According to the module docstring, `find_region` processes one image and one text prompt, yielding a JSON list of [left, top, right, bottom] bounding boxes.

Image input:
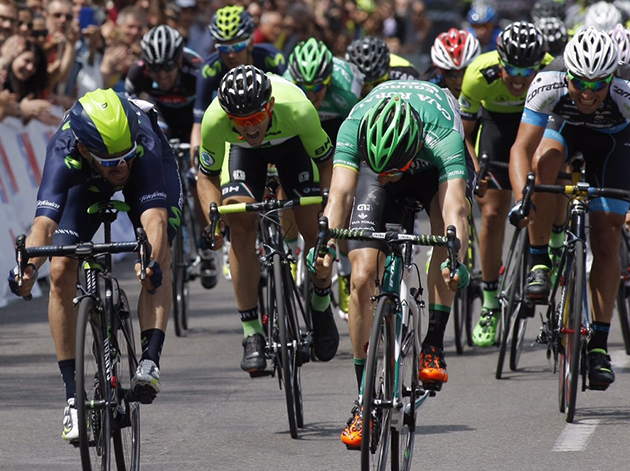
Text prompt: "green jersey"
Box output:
[[283, 57, 363, 121], [199, 73, 333, 175], [459, 51, 554, 119], [335, 80, 468, 184]]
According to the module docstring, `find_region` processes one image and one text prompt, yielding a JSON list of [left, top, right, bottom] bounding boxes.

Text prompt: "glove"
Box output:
[[508, 199, 536, 227], [306, 243, 337, 276], [135, 259, 163, 294], [8, 263, 38, 297], [440, 259, 470, 292]]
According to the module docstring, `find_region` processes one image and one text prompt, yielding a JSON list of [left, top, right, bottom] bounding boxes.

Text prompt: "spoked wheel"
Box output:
[[452, 287, 468, 355], [617, 237, 630, 355], [273, 254, 299, 438], [563, 240, 585, 423], [76, 297, 111, 471], [361, 297, 396, 471], [171, 226, 188, 337], [496, 229, 528, 379], [509, 315, 529, 371], [112, 289, 141, 471], [391, 317, 419, 471]]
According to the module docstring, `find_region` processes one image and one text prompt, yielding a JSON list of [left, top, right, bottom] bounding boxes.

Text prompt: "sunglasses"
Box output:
[[500, 61, 539, 78], [0, 14, 16, 24], [88, 143, 138, 167], [32, 29, 48, 38], [52, 12, 73, 21], [297, 75, 331, 93], [228, 103, 271, 128], [567, 70, 613, 92], [147, 60, 178, 73], [444, 69, 466, 80], [378, 158, 414, 178], [216, 39, 250, 54]]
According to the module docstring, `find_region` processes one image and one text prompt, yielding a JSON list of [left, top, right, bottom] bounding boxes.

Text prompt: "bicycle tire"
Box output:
[[361, 296, 396, 471], [273, 253, 299, 438], [452, 286, 467, 355], [76, 296, 111, 471], [563, 240, 585, 423], [617, 237, 630, 355], [509, 233, 532, 372], [112, 289, 141, 471], [171, 225, 188, 337], [496, 229, 527, 379], [390, 310, 418, 471], [465, 220, 482, 348]]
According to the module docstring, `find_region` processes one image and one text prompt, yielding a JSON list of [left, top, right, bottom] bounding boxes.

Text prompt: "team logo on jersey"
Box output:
[[298, 171, 309, 183], [201, 151, 214, 168], [233, 170, 246, 180]]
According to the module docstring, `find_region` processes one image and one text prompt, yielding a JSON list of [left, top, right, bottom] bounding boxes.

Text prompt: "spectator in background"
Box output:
[[282, 2, 316, 56], [253, 10, 282, 47], [164, 2, 181, 31], [399, 0, 431, 57], [0, 35, 60, 125], [25, 0, 41, 14], [30, 12, 46, 44], [17, 4, 34, 37], [181, 0, 213, 59], [44, 0, 79, 92], [0, 0, 18, 46]]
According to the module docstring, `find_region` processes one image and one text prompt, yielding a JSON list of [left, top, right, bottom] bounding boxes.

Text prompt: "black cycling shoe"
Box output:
[[200, 250, 218, 289], [588, 348, 615, 389], [240, 334, 267, 373], [524, 265, 551, 302], [311, 306, 339, 362]]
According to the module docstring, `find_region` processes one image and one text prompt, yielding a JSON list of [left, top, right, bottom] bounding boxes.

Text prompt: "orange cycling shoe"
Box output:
[[341, 403, 363, 449], [418, 345, 449, 383]]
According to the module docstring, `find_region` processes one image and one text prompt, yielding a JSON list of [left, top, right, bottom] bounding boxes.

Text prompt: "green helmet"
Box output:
[[209, 5, 255, 43], [288, 38, 333, 85], [358, 94, 422, 174]]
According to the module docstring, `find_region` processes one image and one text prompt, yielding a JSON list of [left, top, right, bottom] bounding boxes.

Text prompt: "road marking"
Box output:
[[552, 419, 600, 452]]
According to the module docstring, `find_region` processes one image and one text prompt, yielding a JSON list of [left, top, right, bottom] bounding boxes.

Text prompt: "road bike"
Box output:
[[615, 224, 630, 355], [316, 205, 460, 471], [208, 185, 322, 439], [15, 200, 152, 470], [522, 159, 630, 422]]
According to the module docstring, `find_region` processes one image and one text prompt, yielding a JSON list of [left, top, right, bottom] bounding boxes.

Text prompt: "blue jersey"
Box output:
[[36, 102, 177, 223], [193, 43, 287, 123]]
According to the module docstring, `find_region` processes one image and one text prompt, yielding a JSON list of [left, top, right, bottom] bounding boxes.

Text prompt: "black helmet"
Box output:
[[535, 17, 568, 57], [530, 0, 566, 22], [497, 21, 547, 67], [141, 25, 184, 66], [345, 36, 390, 83], [217, 65, 272, 116]]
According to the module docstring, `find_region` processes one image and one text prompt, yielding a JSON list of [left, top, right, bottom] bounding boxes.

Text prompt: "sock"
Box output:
[[338, 251, 351, 277], [422, 304, 451, 350], [588, 322, 611, 352], [311, 284, 331, 312], [354, 358, 366, 395], [140, 329, 166, 368], [239, 307, 264, 337], [58, 359, 76, 402], [482, 280, 500, 310], [284, 237, 298, 257], [530, 244, 551, 268], [550, 225, 565, 249]]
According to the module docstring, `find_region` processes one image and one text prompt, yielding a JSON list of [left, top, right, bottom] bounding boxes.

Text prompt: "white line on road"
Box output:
[[552, 419, 601, 452]]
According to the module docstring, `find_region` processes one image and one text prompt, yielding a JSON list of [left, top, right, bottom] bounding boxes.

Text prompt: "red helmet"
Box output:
[[431, 28, 480, 71]]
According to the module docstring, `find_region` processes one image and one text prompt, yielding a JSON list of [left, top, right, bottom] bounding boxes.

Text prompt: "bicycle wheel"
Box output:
[[509, 233, 533, 371], [76, 297, 111, 471], [452, 285, 468, 355], [617, 237, 630, 355], [390, 309, 419, 471], [112, 289, 141, 471], [171, 226, 188, 337], [562, 240, 585, 423], [273, 253, 299, 438], [361, 296, 396, 471], [496, 228, 527, 379]]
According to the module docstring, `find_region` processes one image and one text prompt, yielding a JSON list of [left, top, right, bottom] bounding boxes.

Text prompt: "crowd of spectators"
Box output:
[[0, 0, 553, 126]]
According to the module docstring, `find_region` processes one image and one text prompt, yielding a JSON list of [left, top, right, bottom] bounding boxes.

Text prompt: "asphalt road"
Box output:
[[1, 251, 629, 471]]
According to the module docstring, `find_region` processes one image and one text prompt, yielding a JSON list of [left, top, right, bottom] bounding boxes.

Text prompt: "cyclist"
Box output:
[[510, 27, 630, 388], [459, 22, 552, 348], [530, 0, 567, 23], [310, 82, 473, 448], [8, 89, 181, 441], [535, 17, 569, 57], [197, 65, 339, 374], [285, 37, 364, 321], [421, 28, 481, 99], [466, 4, 501, 53], [126, 25, 202, 142], [191, 5, 286, 281], [345, 35, 420, 98]]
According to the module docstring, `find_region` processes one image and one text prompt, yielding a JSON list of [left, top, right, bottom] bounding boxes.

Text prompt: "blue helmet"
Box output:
[[467, 5, 497, 25]]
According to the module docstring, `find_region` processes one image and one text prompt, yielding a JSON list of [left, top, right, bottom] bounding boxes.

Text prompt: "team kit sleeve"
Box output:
[[427, 130, 468, 184], [294, 101, 334, 163], [332, 118, 361, 172]]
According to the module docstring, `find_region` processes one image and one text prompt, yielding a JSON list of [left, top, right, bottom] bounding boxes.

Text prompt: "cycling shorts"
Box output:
[[476, 109, 521, 190], [220, 136, 321, 201], [544, 116, 630, 215]]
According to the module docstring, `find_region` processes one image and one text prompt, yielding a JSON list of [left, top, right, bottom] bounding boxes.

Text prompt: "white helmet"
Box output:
[[584, 1, 622, 31], [608, 24, 630, 64], [431, 28, 481, 70], [564, 27, 619, 79]]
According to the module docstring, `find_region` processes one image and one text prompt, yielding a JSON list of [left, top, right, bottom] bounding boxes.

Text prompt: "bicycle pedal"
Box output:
[[421, 381, 442, 392], [588, 383, 610, 391], [345, 445, 361, 451], [129, 387, 157, 404], [248, 369, 273, 378]]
